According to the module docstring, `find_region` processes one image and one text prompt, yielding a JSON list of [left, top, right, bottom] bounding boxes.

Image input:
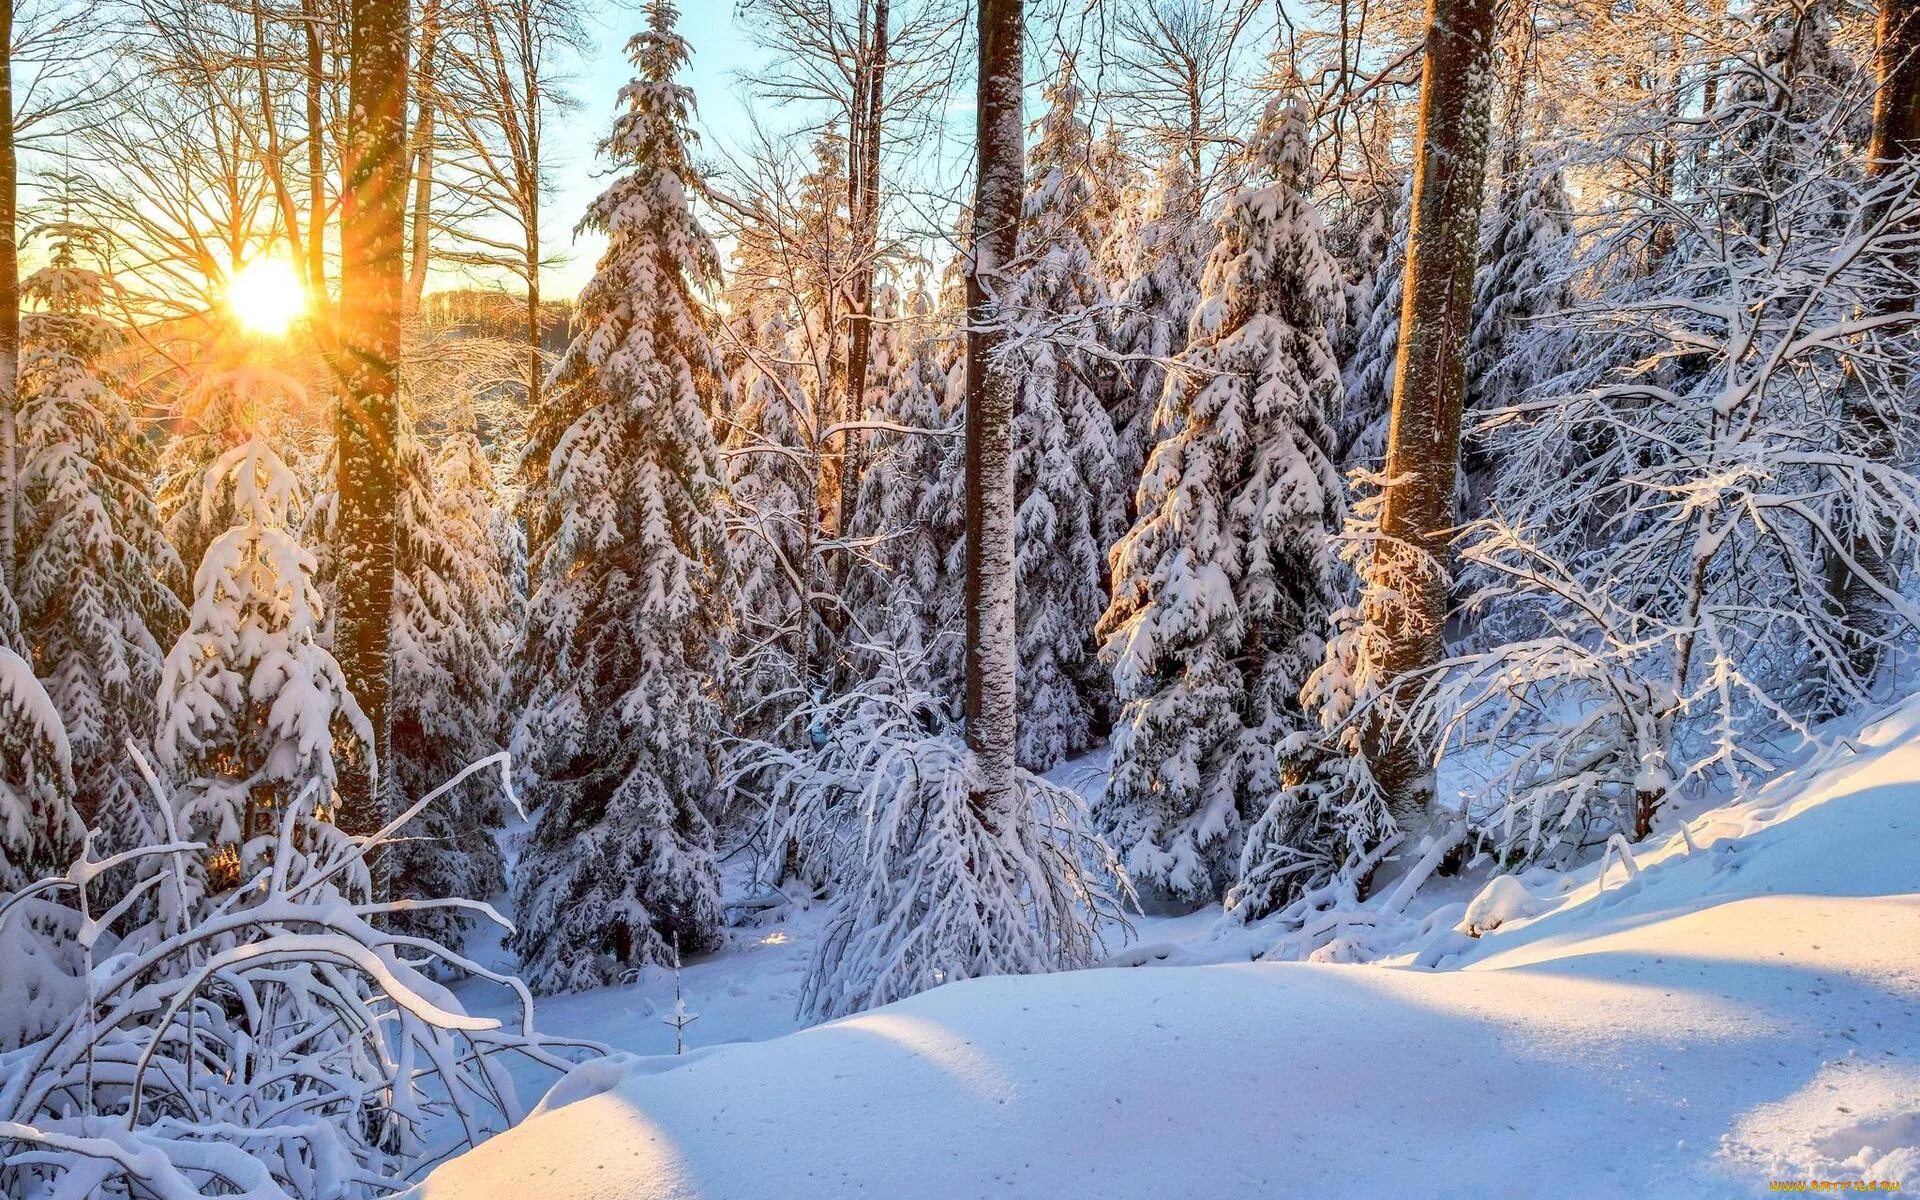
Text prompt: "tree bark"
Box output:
[[304, 0, 329, 297], [1359, 0, 1500, 834], [1825, 0, 1920, 689], [839, 0, 889, 538], [965, 0, 1022, 821], [407, 0, 444, 312], [336, 0, 409, 873], [0, 2, 17, 597]]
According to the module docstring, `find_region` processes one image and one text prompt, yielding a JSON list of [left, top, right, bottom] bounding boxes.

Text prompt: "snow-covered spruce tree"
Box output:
[[0, 646, 77, 892], [156, 366, 314, 581], [1325, 171, 1402, 368], [396, 433, 516, 937], [1107, 151, 1210, 519], [841, 284, 958, 699], [1090, 122, 1145, 297], [155, 437, 369, 898], [1097, 100, 1346, 910], [309, 415, 515, 945], [510, 1, 731, 993], [1714, 0, 1863, 246], [13, 219, 184, 854], [1460, 146, 1574, 518], [1005, 68, 1123, 772], [1336, 176, 1411, 466], [783, 7, 1130, 1020]]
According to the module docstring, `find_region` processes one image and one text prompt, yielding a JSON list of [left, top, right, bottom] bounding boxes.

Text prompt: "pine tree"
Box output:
[[509, 0, 731, 993], [1005, 68, 1121, 771], [1338, 178, 1412, 466], [0, 642, 76, 892], [1108, 152, 1210, 522], [718, 300, 812, 743], [391, 430, 515, 941], [155, 437, 368, 895], [1460, 147, 1574, 517], [842, 284, 956, 697], [13, 218, 183, 853], [1098, 100, 1346, 908]]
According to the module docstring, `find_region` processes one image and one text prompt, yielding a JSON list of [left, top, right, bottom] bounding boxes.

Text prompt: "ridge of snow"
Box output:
[[412, 696, 1920, 1199]]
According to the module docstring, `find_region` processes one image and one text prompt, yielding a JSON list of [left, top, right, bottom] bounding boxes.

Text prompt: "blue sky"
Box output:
[[541, 3, 803, 297]]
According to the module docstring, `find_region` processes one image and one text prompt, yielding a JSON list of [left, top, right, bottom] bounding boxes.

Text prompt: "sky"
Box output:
[[539, 3, 804, 298]]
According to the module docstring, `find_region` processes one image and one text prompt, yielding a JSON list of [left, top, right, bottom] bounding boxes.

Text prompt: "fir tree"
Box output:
[[13, 218, 183, 853], [510, 0, 731, 993], [1108, 152, 1210, 522], [1098, 100, 1346, 908], [308, 412, 516, 942], [390, 431, 515, 941], [842, 284, 956, 698], [1338, 177, 1412, 466], [155, 437, 368, 895], [1006, 69, 1122, 771], [0, 643, 77, 892]]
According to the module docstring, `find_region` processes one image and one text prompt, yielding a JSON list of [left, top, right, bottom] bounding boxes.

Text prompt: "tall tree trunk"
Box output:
[[965, 0, 1022, 820], [336, 0, 409, 875], [839, 0, 889, 537], [0, 3, 15, 599], [1359, 0, 1500, 835], [304, 0, 329, 297], [1825, 0, 1920, 690], [406, 0, 443, 312]]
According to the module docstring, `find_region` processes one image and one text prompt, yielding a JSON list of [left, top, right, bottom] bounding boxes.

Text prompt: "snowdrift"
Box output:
[[409, 703, 1920, 1199]]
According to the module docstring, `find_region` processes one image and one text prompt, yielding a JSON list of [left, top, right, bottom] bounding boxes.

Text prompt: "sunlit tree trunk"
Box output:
[[304, 0, 330, 298], [1359, 0, 1500, 834], [0, 2, 17, 595], [336, 0, 409, 876], [1825, 0, 1920, 689], [965, 0, 1022, 820], [838, 0, 889, 537], [301, 0, 328, 297]]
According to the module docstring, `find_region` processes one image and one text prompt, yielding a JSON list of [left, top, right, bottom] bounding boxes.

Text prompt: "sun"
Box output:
[[225, 257, 306, 337]]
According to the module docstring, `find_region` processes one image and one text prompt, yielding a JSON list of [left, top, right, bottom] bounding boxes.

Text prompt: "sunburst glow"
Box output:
[[225, 257, 306, 337]]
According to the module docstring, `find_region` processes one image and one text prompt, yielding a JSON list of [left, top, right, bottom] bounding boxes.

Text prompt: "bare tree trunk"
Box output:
[[965, 0, 1022, 820], [1359, 0, 1500, 835], [0, 3, 16, 597], [838, 0, 889, 538], [305, 0, 330, 298], [252, 3, 308, 287], [336, 0, 409, 878], [407, 0, 444, 311], [520, 0, 542, 421], [1825, 0, 1920, 690]]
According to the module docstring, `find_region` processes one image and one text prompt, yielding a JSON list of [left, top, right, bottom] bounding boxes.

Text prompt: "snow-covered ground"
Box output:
[[427, 701, 1920, 1198]]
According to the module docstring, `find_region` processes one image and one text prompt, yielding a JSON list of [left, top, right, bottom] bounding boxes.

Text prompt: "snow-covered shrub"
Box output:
[[1407, 100, 1920, 865], [737, 649, 1131, 1020], [0, 752, 589, 1200]]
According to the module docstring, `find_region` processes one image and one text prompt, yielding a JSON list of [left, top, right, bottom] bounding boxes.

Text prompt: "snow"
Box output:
[[414, 696, 1920, 1199]]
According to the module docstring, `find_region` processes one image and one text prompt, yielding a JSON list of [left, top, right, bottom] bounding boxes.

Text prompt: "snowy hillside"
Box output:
[[409, 704, 1920, 1198]]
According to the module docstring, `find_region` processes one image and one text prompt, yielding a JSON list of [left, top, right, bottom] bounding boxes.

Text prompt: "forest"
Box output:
[[1, 0, 1919, 1195]]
